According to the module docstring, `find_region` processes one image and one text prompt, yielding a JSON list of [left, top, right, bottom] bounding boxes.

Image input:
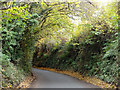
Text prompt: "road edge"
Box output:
[[17, 75, 36, 88], [34, 66, 117, 89]]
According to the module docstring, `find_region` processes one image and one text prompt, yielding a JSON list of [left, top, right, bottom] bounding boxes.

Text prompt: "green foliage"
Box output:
[[33, 1, 119, 87], [1, 2, 40, 88], [1, 1, 119, 88], [103, 38, 118, 60], [2, 62, 26, 88]]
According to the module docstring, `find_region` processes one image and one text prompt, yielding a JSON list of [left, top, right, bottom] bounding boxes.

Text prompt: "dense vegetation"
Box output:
[[0, 0, 119, 88], [1, 2, 41, 88], [33, 1, 120, 88]]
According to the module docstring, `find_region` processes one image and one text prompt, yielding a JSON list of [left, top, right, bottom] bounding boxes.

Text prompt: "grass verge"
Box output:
[[17, 75, 35, 88]]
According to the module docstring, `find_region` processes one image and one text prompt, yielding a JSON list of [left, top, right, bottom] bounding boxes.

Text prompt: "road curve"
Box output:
[[29, 68, 100, 88]]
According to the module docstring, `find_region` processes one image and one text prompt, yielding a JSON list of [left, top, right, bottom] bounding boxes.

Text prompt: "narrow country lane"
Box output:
[[29, 68, 101, 88]]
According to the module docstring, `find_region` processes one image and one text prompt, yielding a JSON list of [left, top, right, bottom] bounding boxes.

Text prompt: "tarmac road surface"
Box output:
[[29, 68, 100, 88]]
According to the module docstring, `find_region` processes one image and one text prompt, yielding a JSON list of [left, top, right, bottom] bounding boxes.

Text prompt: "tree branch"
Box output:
[[0, 1, 11, 10], [0, 2, 31, 10], [85, 0, 98, 9]]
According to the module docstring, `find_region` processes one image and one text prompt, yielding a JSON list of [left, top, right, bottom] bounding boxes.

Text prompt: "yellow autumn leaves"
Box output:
[[3, 4, 31, 20]]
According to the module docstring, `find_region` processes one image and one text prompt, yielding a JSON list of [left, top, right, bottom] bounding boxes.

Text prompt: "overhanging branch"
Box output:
[[0, 1, 11, 10], [0, 2, 31, 10]]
